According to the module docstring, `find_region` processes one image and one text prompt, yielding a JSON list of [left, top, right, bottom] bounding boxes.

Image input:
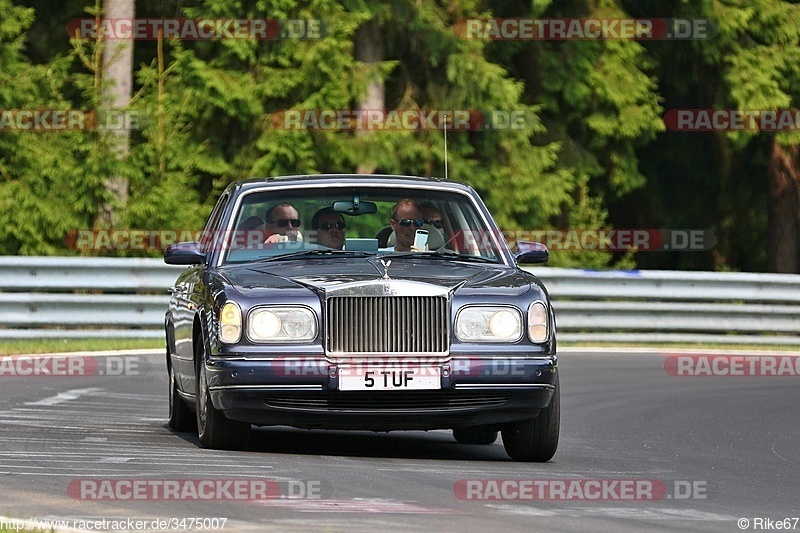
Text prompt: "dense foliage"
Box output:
[[1, 0, 799, 272]]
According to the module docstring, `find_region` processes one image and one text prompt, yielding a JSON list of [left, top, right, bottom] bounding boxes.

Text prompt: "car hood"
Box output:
[[217, 257, 540, 297]]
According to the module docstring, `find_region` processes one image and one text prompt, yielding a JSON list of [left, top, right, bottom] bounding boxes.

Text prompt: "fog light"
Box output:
[[220, 301, 242, 343], [528, 301, 549, 342]]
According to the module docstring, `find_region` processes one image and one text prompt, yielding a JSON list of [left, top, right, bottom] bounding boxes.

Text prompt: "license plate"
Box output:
[[338, 365, 441, 391]]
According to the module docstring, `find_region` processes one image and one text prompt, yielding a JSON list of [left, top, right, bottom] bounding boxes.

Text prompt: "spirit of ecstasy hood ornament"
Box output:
[[380, 259, 392, 279]]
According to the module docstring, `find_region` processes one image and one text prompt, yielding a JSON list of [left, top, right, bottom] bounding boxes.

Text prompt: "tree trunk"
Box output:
[[98, 0, 134, 227], [354, 18, 384, 175], [766, 140, 800, 273]]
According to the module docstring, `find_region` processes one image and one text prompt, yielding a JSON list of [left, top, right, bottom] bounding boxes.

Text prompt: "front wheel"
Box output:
[[195, 343, 250, 450], [501, 376, 560, 462]]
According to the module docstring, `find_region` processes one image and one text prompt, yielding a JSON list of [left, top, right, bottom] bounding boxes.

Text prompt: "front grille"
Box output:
[[326, 296, 448, 354], [263, 391, 509, 411]]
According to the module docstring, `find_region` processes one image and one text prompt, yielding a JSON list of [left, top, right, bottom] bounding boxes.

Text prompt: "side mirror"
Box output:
[[515, 241, 549, 264], [164, 241, 206, 265]]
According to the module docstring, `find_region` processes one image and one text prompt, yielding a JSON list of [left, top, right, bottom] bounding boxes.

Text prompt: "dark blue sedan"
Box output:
[[164, 175, 558, 461]]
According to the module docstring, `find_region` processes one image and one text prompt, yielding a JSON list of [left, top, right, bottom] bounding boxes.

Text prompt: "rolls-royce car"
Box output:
[[164, 174, 559, 461]]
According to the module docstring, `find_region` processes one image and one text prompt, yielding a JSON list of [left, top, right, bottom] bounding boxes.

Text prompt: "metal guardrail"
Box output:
[[0, 256, 180, 292], [526, 268, 800, 345], [0, 257, 178, 339], [1, 257, 798, 345]]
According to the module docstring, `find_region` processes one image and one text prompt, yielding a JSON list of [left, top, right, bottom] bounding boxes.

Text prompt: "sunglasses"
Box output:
[[320, 221, 346, 231], [424, 219, 444, 229], [394, 219, 424, 228], [270, 218, 301, 228]]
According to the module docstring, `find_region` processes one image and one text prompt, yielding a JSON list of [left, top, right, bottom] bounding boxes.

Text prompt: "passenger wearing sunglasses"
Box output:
[[419, 200, 446, 237], [312, 207, 346, 250], [389, 199, 427, 252], [264, 203, 302, 243]]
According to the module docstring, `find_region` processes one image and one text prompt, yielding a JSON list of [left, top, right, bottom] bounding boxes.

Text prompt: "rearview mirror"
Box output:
[[333, 194, 378, 215]]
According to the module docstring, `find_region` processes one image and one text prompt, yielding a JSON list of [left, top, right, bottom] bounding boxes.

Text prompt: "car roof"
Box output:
[[225, 174, 477, 195]]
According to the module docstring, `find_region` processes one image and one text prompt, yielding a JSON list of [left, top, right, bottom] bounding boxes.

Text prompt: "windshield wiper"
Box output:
[[380, 250, 500, 264], [256, 249, 375, 262]]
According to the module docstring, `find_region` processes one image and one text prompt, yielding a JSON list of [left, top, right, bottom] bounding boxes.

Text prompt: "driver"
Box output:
[[264, 203, 302, 243]]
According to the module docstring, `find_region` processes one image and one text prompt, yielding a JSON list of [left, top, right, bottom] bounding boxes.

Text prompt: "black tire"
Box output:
[[453, 426, 499, 445], [501, 376, 560, 462], [195, 341, 250, 450], [168, 362, 195, 432]]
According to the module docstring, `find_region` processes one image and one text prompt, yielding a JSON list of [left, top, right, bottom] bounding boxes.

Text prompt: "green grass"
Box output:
[[0, 337, 163, 356], [1, 338, 797, 357], [560, 341, 800, 352]]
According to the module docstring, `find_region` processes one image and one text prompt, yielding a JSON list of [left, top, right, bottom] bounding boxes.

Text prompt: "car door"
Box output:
[[171, 193, 230, 393]]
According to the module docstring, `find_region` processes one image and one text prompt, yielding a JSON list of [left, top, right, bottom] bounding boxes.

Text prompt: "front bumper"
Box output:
[[205, 355, 557, 431]]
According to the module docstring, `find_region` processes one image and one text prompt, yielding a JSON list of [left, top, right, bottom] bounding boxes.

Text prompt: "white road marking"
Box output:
[[98, 456, 133, 463], [253, 498, 449, 513], [484, 504, 735, 521], [25, 387, 105, 406]]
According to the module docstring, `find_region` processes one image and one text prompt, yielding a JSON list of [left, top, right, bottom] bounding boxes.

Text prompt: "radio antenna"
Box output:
[[443, 113, 449, 180]]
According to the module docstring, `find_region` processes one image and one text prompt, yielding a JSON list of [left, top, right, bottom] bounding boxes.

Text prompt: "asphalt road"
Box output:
[[1, 349, 798, 532]]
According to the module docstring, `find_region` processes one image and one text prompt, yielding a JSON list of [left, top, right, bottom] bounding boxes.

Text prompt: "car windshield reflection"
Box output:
[[220, 186, 504, 265]]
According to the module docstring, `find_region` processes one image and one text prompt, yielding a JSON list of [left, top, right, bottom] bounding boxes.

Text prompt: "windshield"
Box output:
[[218, 185, 506, 265]]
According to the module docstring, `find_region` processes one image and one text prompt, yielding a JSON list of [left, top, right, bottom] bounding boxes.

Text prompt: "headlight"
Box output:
[[220, 301, 242, 343], [528, 301, 549, 342], [455, 306, 522, 342], [247, 306, 317, 342]]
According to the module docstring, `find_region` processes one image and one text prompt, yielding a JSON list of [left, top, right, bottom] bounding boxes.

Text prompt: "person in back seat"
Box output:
[[419, 200, 447, 244]]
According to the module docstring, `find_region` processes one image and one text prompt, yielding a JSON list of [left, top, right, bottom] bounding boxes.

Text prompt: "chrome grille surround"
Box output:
[[324, 280, 450, 358]]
